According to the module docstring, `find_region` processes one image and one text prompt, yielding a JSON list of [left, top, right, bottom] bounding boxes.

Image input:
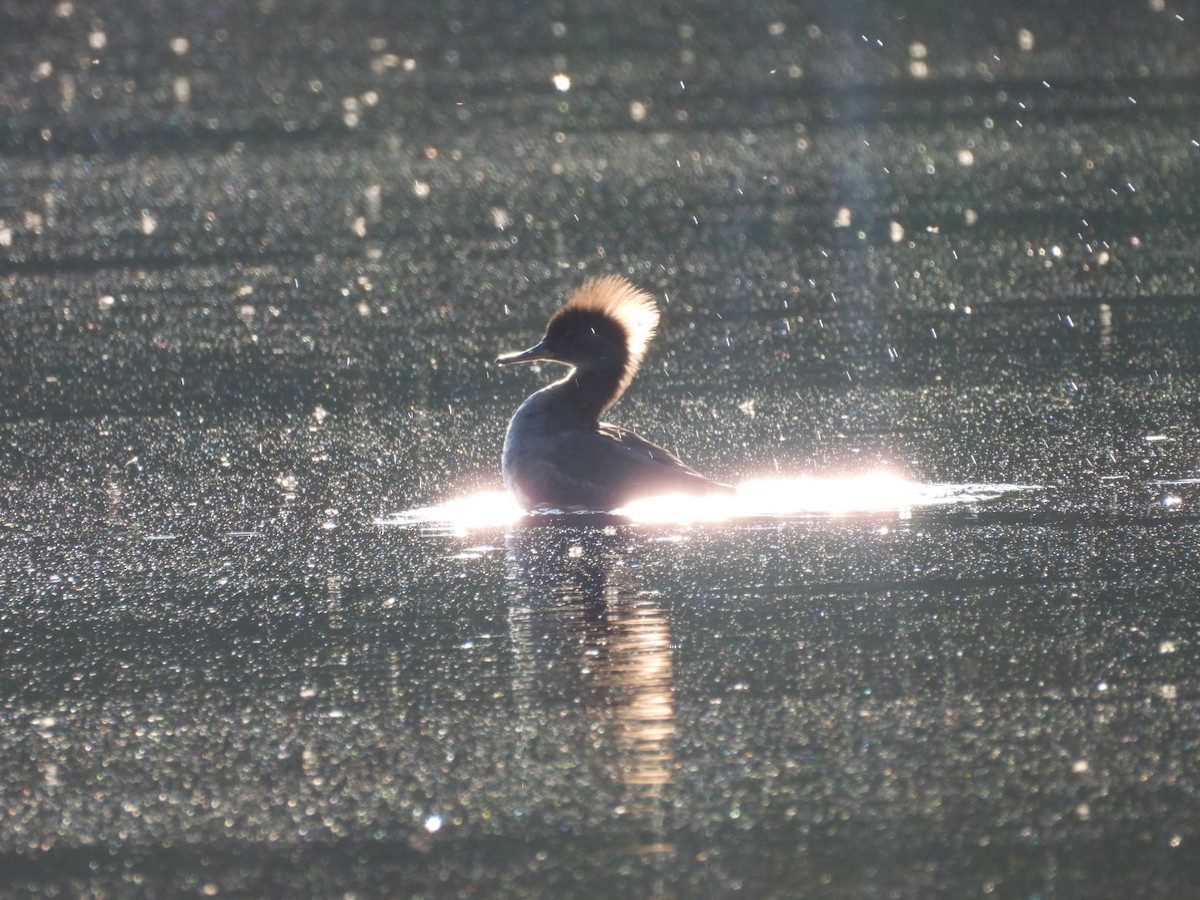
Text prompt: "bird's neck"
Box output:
[[545, 362, 627, 421]]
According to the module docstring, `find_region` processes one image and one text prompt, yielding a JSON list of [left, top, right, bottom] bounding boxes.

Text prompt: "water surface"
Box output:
[[3, 1, 1200, 896]]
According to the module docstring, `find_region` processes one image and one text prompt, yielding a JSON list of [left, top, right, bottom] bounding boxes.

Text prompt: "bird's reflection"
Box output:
[[506, 523, 676, 857]]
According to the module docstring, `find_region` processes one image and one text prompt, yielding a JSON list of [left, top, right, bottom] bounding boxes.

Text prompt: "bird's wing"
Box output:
[[595, 422, 709, 477]]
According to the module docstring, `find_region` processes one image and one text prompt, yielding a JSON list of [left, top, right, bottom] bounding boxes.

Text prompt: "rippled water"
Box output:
[[3, 1, 1200, 897]]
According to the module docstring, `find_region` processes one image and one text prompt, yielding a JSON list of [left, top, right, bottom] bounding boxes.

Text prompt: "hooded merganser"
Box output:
[[496, 275, 734, 512]]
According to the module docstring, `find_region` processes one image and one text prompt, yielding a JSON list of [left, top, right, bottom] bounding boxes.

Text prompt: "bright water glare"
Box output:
[[380, 474, 1039, 533]]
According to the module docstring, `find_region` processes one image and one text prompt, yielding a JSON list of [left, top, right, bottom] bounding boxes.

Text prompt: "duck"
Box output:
[[495, 275, 734, 512]]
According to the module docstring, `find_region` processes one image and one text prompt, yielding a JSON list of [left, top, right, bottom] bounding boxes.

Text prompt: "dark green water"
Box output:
[[2, 1, 1199, 896]]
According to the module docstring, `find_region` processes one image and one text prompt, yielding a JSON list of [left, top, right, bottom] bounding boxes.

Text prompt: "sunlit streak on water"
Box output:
[[619, 474, 1032, 523], [379, 473, 1037, 534], [379, 491, 523, 533], [611, 598, 675, 789]]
